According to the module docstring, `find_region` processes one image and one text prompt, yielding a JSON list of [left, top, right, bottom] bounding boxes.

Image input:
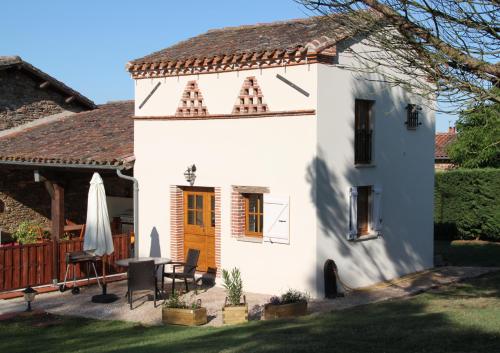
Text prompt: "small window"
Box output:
[[354, 99, 373, 164], [244, 193, 263, 237], [0, 200, 4, 213], [405, 104, 422, 129], [357, 186, 372, 236], [187, 194, 204, 226]]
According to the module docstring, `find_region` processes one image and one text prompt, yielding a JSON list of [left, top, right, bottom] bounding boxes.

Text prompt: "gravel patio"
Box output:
[[0, 266, 496, 327]]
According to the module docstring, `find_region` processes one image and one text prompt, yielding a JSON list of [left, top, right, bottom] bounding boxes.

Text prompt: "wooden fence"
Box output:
[[0, 234, 130, 292]]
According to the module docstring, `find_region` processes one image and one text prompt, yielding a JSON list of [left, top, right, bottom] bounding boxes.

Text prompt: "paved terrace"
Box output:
[[0, 266, 496, 327]]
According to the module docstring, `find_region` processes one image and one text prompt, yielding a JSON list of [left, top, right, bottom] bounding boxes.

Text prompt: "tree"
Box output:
[[447, 100, 500, 168], [296, 0, 499, 112]]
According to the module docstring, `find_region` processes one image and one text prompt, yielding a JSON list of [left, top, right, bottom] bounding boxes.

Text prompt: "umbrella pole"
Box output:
[[91, 254, 117, 303], [102, 255, 107, 294]]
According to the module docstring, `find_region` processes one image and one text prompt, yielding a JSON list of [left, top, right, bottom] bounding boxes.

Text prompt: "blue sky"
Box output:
[[1, 0, 453, 131]]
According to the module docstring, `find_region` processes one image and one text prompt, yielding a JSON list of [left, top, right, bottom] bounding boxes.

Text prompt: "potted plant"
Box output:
[[263, 289, 309, 320], [162, 291, 207, 326], [222, 267, 248, 325]]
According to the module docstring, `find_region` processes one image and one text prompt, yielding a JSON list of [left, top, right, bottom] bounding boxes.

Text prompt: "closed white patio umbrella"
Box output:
[[83, 172, 118, 303]]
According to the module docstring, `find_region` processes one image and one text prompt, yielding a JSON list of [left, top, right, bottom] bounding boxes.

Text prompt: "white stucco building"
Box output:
[[128, 16, 434, 298]]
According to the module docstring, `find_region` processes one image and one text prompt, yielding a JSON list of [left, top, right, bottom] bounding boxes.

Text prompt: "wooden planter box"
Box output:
[[222, 305, 248, 325], [263, 301, 307, 320], [162, 307, 207, 326]]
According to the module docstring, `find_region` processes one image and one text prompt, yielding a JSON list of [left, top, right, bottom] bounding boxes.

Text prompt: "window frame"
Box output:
[[405, 103, 422, 129], [243, 193, 264, 238], [354, 99, 374, 165], [356, 185, 372, 236]]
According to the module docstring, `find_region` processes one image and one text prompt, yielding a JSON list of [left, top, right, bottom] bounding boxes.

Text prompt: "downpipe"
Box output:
[[116, 169, 139, 258]]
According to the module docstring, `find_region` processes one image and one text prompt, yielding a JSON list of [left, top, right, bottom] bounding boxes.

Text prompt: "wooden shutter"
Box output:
[[263, 195, 290, 244], [348, 187, 358, 240]]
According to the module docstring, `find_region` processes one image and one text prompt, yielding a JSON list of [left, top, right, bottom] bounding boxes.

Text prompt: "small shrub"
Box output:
[[269, 296, 281, 305], [163, 291, 201, 309], [222, 267, 243, 306], [13, 222, 42, 244], [269, 289, 309, 305]]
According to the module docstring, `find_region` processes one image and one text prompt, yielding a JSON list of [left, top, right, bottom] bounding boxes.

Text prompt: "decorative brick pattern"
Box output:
[[169, 186, 184, 262], [232, 77, 268, 115], [175, 81, 208, 117], [231, 189, 245, 237]]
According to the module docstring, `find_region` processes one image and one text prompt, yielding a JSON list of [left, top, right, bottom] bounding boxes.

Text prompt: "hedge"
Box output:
[[434, 168, 500, 241]]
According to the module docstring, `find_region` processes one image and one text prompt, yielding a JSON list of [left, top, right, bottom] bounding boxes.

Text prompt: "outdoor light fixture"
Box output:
[[22, 286, 38, 312], [184, 164, 197, 186]]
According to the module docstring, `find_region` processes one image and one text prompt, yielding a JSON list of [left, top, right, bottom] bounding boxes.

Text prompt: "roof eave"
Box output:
[[0, 58, 96, 110], [0, 159, 134, 171]]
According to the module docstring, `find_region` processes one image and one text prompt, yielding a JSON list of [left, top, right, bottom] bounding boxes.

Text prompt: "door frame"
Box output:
[[169, 185, 220, 276]]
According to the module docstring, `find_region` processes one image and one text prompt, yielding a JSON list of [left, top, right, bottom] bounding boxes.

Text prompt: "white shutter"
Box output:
[[263, 195, 290, 244], [372, 186, 383, 235], [348, 187, 358, 240]]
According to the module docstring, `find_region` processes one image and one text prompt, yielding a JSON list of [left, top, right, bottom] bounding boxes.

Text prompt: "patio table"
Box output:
[[115, 257, 171, 268], [116, 257, 171, 298]]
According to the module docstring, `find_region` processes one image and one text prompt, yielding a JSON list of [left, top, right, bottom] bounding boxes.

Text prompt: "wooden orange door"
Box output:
[[183, 189, 215, 272]]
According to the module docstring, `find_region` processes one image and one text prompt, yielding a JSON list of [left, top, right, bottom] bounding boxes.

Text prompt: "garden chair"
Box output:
[[162, 248, 200, 296], [127, 260, 157, 309]]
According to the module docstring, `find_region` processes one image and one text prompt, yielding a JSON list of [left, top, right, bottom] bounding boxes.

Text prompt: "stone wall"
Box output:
[[0, 69, 84, 130], [0, 168, 132, 235]]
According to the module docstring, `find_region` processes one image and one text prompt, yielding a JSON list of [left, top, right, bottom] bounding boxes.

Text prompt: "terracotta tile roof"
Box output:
[[435, 128, 457, 159], [127, 15, 352, 77], [0, 56, 96, 109], [0, 101, 134, 168]]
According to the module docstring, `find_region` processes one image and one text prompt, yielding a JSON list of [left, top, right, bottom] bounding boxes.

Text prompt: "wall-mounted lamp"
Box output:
[[184, 164, 197, 186], [22, 286, 38, 312]]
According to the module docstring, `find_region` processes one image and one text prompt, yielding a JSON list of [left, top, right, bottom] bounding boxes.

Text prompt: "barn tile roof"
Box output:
[[0, 56, 96, 110], [435, 128, 457, 160], [127, 15, 354, 76], [0, 101, 134, 168]]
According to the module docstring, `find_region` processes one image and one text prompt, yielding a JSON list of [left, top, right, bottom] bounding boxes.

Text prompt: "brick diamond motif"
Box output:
[[232, 77, 268, 114], [175, 80, 208, 117]]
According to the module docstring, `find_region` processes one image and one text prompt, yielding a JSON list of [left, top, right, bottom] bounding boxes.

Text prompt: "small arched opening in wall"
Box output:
[[324, 259, 339, 299], [0, 199, 5, 213]]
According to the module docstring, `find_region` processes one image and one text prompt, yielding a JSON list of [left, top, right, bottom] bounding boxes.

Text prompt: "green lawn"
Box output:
[[1, 271, 500, 353], [435, 240, 500, 267]]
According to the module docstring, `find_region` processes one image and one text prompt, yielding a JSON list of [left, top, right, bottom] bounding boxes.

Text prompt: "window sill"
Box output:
[[354, 163, 376, 168], [236, 236, 263, 243], [351, 233, 380, 242]]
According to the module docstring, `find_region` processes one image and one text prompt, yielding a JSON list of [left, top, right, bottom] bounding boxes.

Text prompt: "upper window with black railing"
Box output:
[[354, 99, 374, 164], [405, 104, 422, 129]]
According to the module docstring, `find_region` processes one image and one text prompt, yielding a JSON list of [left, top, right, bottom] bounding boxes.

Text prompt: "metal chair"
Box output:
[[127, 260, 157, 309], [162, 249, 200, 295]]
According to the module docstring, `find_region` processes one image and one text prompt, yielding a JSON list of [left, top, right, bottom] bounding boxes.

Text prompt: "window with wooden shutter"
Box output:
[[244, 193, 263, 237], [354, 99, 373, 164], [357, 186, 372, 236]]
